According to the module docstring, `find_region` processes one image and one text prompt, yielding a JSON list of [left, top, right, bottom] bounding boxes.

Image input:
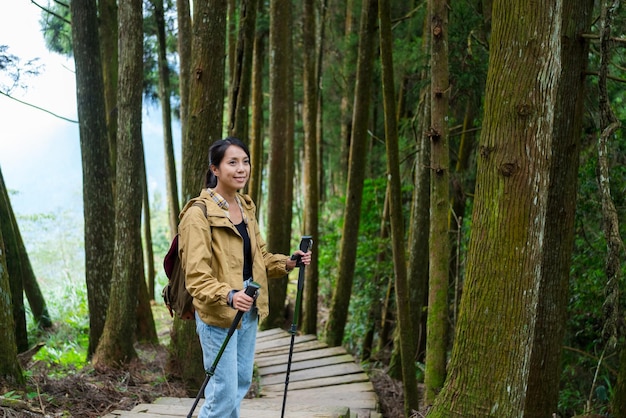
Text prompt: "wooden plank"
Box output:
[[254, 346, 348, 368], [261, 371, 371, 392], [258, 353, 355, 375], [254, 334, 318, 352], [261, 362, 366, 386], [255, 339, 328, 357]]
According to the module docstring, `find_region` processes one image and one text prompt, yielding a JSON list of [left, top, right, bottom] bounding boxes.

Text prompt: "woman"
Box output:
[[178, 137, 311, 418]]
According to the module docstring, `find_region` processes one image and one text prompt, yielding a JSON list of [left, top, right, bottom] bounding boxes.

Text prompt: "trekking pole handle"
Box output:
[[290, 235, 313, 267]]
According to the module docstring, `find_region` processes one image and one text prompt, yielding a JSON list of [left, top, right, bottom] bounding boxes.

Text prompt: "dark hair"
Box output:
[[205, 137, 251, 188]]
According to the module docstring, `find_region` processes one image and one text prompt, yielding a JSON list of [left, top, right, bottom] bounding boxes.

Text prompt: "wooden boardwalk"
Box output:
[[104, 328, 381, 418]]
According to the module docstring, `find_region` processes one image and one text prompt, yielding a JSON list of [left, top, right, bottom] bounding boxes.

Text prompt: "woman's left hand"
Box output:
[[286, 250, 312, 271]]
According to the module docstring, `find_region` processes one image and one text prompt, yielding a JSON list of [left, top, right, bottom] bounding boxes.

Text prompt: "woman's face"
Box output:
[[212, 145, 250, 192]]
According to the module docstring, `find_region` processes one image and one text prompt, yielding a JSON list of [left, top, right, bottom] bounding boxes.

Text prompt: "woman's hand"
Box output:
[[286, 250, 312, 271], [232, 290, 254, 312]]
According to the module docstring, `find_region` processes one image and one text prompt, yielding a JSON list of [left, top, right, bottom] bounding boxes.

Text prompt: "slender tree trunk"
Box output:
[[427, 1, 589, 415], [93, 0, 144, 367], [325, 0, 378, 347], [338, 0, 358, 194], [70, 0, 116, 359], [248, 13, 266, 207], [301, 0, 320, 335], [152, 0, 180, 237], [379, 0, 419, 413], [264, 0, 295, 330], [227, 0, 258, 141], [176, 0, 191, 154], [0, 227, 23, 384], [424, 0, 450, 403]]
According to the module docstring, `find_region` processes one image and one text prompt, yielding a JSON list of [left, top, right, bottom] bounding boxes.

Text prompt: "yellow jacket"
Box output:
[[178, 189, 290, 328]]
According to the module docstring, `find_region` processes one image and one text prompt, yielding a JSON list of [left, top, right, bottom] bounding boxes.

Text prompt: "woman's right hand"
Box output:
[[232, 289, 254, 312]]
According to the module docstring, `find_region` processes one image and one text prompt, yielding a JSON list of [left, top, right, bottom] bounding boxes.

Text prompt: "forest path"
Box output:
[[104, 328, 381, 417]]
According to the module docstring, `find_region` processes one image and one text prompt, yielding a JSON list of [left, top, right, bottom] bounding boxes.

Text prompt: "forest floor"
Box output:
[[0, 306, 409, 418]]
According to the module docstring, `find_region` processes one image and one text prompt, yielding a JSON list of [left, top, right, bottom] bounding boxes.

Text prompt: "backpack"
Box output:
[[162, 202, 207, 320]]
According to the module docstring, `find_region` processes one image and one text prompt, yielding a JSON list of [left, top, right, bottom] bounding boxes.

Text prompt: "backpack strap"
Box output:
[[192, 201, 208, 218]]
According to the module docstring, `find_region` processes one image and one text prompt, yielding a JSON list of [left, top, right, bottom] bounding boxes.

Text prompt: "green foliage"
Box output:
[[318, 177, 412, 358]]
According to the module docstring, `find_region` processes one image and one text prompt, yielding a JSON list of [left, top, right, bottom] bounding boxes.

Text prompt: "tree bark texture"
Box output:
[[70, 0, 116, 359], [427, 0, 591, 415], [227, 0, 258, 141], [301, 0, 320, 336], [378, 0, 420, 413], [176, 0, 192, 156], [184, 0, 227, 201], [0, 227, 23, 384], [98, 0, 119, 176], [248, 14, 266, 207], [425, 0, 450, 403], [325, 0, 378, 347], [264, 0, 295, 330], [93, 0, 144, 367], [0, 168, 27, 352]]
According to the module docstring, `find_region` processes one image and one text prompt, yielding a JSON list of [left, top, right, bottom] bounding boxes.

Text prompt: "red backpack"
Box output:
[[161, 202, 207, 320]]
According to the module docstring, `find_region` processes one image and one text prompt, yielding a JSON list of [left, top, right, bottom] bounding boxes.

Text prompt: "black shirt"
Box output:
[[235, 221, 252, 280]]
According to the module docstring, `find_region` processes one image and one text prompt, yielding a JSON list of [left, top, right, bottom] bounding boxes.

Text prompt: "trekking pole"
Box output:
[[281, 236, 313, 418], [187, 281, 261, 418]]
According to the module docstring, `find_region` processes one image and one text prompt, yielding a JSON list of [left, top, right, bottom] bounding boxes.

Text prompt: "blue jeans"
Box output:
[[195, 308, 258, 418]]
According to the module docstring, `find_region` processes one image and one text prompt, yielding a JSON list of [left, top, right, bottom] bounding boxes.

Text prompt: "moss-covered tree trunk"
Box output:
[[264, 0, 295, 330], [424, 0, 450, 404], [70, 0, 116, 359], [426, 0, 591, 415], [325, 0, 378, 347], [98, 0, 118, 177], [92, 0, 144, 367], [301, 0, 320, 336], [378, 0, 419, 413], [176, 0, 191, 159]]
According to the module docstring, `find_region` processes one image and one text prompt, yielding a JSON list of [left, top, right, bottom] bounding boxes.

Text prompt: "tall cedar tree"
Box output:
[[92, 0, 144, 367], [69, 0, 116, 359], [325, 0, 378, 347], [264, 0, 295, 330], [378, 0, 420, 413], [424, 0, 450, 403], [169, 0, 227, 389], [301, 0, 320, 335], [427, 0, 593, 414], [227, 0, 258, 141], [151, 0, 180, 238]]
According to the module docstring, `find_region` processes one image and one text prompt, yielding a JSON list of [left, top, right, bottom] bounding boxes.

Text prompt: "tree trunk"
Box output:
[[0, 228, 23, 384], [151, 0, 180, 237], [301, 0, 320, 335], [424, 0, 450, 403], [93, 0, 144, 367], [172, 0, 228, 389], [176, 0, 191, 154], [378, 0, 419, 413], [325, 0, 378, 347], [70, 0, 116, 359], [98, 0, 118, 177], [248, 10, 266, 207], [0, 168, 27, 352], [264, 0, 295, 330], [427, 1, 591, 415], [227, 0, 258, 141]]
